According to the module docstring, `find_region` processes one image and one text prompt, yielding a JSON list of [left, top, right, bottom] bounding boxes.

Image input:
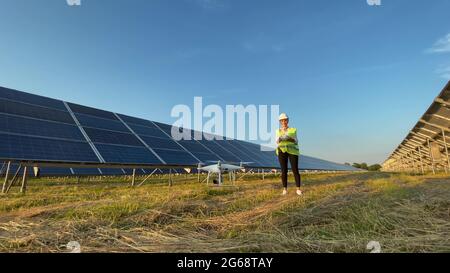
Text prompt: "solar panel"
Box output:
[[94, 144, 161, 164], [127, 123, 168, 138], [75, 113, 130, 133], [0, 113, 84, 141], [67, 102, 118, 121], [0, 86, 66, 111], [100, 168, 125, 175], [72, 168, 101, 175], [118, 114, 155, 128], [84, 127, 144, 147], [140, 135, 184, 150], [39, 167, 73, 176], [0, 133, 99, 162], [153, 149, 198, 165], [0, 98, 75, 124]]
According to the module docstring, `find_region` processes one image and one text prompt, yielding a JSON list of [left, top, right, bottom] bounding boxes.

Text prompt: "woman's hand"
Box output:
[[285, 137, 297, 143]]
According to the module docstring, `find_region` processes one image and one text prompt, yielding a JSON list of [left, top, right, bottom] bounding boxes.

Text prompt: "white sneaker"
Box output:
[[282, 189, 287, 195], [296, 189, 303, 196]]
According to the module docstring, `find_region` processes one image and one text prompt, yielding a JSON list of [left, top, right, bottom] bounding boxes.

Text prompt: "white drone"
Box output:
[[197, 161, 252, 186]]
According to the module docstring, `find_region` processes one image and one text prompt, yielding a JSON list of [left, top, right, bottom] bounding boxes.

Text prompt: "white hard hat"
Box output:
[[279, 113, 289, 120]]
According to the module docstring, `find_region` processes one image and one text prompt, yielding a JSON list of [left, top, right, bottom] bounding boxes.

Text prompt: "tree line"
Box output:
[[344, 162, 382, 171]]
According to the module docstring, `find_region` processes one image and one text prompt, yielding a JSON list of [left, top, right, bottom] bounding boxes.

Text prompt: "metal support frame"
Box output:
[[2, 161, 11, 193], [131, 169, 136, 187], [137, 169, 158, 187], [427, 138, 436, 174], [418, 147, 425, 174], [20, 166, 28, 193], [2, 163, 24, 194], [442, 129, 450, 172]]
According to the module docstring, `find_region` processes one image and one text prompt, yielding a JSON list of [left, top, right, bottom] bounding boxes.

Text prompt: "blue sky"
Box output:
[[1, 0, 450, 165]]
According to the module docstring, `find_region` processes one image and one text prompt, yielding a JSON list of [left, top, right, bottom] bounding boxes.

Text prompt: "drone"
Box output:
[[197, 161, 252, 186]]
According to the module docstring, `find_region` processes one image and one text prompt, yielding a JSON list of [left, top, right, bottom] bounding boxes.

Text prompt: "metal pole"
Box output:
[[418, 147, 424, 175], [20, 166, 27, 194], [131, 169, 136, 186], [427, 139, 435, 174], [169, 169, 173, 187], [442, 129, 450, 172], [2, 161, 11, 194], [410, 152, 417, 174]]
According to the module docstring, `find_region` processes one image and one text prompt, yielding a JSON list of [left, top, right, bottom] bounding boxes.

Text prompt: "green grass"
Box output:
[[0, 172, 448, 253]]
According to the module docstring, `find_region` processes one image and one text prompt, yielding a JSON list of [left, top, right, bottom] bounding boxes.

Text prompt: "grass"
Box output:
[[0, 172, 448, 253]]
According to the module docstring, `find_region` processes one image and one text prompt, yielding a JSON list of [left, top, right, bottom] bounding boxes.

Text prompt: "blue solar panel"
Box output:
[[0, 133, 100, 162], [123, 168, 148, 175], [176, 140, 212, 154], [231, 140, 271, 166], [75, 113, 130, 133], [84, 127, 143, 147], [39, 168, 73, 176], [100, 168, 125, 175], [129, 124, 168, 139], [153, 149, 198, 165], [196, 139, 241, 162], [0, 86, 67, 111], [214, 140, 256, 163], [152, 122, 174, 135], [0, 98, 75, 124], [67, 102, 118, 121], [140, 135, 184, 150], [190, 152, 220, 163], [72, 168, 101, 175], [0, 113, 84, 141], [175, 140, 221, 162], [118, 114, 155, 128], [95, 144, 162, 164]]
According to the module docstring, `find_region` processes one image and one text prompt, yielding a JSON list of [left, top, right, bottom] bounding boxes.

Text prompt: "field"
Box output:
[[0, 172, 449, 253]]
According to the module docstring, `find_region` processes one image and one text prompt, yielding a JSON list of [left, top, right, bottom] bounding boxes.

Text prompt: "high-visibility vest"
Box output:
[[276, 127, 299, 156]]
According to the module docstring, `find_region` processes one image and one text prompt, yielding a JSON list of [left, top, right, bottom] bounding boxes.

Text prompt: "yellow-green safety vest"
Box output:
[[276, 127, 300, 156]]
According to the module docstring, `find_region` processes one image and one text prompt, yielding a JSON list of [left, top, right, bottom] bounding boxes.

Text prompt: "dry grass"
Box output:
[[0, 172, 448, 253]]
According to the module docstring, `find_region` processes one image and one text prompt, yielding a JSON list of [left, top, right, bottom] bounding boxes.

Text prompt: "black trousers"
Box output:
[[278, 149, 301, 188]]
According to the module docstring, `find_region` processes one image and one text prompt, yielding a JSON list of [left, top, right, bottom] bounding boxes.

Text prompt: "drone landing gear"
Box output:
[[206, 171, 236, 187]]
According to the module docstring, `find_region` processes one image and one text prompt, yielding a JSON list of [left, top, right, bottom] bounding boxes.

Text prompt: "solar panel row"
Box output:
[[0, 86, 358, 172]]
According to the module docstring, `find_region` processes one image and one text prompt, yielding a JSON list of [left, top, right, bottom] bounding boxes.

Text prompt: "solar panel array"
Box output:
[[0, 86, 358, 175], [382, 81, 450, 172]]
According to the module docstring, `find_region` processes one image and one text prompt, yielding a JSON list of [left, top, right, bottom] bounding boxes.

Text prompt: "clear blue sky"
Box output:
[[1, 0, 449, 165]]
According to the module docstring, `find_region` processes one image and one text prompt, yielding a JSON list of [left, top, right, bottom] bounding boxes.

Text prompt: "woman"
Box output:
[[276, 113, 302, 196]]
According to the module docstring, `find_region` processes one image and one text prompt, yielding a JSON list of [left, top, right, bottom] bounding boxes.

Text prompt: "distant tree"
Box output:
[[344, 163, 351, 166], [360, 163, 368, 170], [352, 162, 381, 171], [352, 163, 369, 170], [368, 164, 382, 172]]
